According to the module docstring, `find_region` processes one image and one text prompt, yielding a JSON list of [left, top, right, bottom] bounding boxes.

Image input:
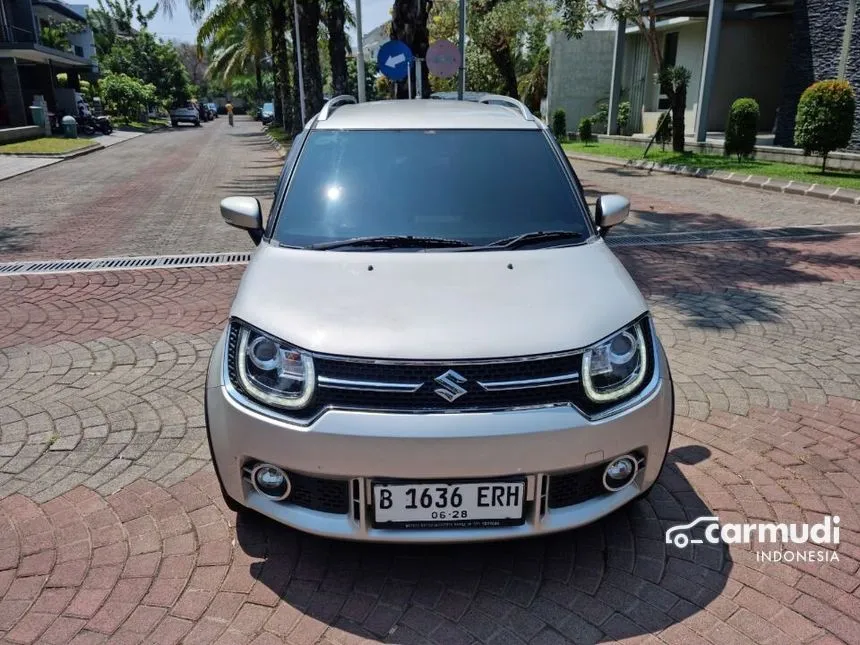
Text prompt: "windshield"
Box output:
[[263, 103, 274, 112], [272, 130, 591, 249]]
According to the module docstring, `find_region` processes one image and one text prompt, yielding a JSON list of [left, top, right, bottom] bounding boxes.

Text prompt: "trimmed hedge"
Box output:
[[725, 98, 759, 161], [578, 117, 593, 143], [551, 108, 567, 140], [794, 79, 856, 172]]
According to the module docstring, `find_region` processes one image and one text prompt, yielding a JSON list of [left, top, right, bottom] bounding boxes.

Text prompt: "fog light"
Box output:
[[251, 463, 291, 500], [602, 455, 638, 492]]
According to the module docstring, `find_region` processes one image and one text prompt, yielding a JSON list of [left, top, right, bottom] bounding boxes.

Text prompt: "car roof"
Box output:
[[313, 99, 542, 131]]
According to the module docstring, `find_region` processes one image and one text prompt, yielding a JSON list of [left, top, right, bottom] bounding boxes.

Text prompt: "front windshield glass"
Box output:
[[272, 129, 591, 249]]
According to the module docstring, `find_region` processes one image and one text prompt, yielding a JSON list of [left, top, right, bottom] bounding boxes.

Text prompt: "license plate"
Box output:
[[372, 480, 526, 529]]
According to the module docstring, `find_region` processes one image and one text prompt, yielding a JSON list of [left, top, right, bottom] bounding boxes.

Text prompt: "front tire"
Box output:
[[194, 120, 201, 127], [171, 121, 178, 127]]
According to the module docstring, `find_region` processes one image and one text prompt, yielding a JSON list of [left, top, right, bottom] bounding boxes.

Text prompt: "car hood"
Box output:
[[230, 240, 648, 360]]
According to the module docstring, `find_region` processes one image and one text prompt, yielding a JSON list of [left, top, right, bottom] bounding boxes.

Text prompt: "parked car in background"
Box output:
[[261, 102, 274, 125], [169, 102, 201, 127], [207, 103, 219, 119]]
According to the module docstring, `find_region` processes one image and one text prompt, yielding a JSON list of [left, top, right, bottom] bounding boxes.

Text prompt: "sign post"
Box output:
[[426, 39, 461, 79], [377, 40, 414, 97]]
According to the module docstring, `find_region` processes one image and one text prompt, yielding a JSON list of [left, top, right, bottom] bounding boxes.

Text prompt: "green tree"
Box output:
[[100, 72, 156, 120], [794, 79, 856, 172], [392, 0, 432, 98], [102, 30, 193, 107], [87, 0, 157, 57], [323, 0, 348, 95], [197, 0, 269, 103], [297, 0, 325, 117]]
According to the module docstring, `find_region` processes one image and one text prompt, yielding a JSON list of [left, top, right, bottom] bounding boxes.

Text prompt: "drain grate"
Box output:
[[0, 251, 252, 276], [607, 223, 860, 248], [0, 224, 858, 276]]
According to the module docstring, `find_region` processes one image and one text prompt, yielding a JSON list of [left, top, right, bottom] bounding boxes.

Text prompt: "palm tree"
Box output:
[[297, 0, 324, 118], [391, 0, 432, 98], [323, 0, 347, 96], [196, 0, 271, 107]]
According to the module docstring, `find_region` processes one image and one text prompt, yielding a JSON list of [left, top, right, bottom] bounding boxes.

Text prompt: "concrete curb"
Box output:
[[566, 152, 860, 206], [264, 130, 287, 159]]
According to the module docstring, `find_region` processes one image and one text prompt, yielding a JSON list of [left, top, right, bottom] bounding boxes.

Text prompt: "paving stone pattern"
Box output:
[[0, 128, 859, 644]]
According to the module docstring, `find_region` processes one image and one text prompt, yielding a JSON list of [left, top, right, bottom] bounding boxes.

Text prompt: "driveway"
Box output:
[[0, 126, 858, 645], [0, 117, 281, 262]]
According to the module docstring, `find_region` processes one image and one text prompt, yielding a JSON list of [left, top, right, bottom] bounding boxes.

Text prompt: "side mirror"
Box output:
[[594, 194, 630, 237], [220, 196, 263, 245]]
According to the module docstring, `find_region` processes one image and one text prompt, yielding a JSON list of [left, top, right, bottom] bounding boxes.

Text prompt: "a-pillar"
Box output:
[[607, 16, 627, 135], [695, 0, 724, 142]]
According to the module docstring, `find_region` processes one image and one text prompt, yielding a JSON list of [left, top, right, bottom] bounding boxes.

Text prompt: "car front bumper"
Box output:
[[205, 329, 674, 542]]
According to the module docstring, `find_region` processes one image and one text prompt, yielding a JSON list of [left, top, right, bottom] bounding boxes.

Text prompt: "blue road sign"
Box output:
[[377, 40, 413, 82]]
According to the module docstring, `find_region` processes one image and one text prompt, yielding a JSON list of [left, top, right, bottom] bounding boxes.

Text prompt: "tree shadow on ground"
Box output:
[[577, 181, 860, 329], [0, 225, 34, 257], [219, 175, 279, 197], [236, 445, 730, 643]]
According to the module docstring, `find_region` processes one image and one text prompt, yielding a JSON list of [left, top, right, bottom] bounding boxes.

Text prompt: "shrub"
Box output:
[[618, 101, 631, 133], [552, 108, 567, 140], [100, 73, 156, 121], [578, 117, 593, 143], [725, 98, 759, 161], [794, 79, 856, 172]]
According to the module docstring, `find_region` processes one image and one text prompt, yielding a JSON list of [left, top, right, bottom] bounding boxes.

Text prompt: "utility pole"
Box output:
[[457, 0, 466, 99], [293, 0, 306, 124], [355, 0, 366, 102]]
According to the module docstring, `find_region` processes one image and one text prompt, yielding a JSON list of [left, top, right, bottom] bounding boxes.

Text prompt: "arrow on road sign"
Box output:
[[377, 40, 413, 81], [385, 53, 406, 68]]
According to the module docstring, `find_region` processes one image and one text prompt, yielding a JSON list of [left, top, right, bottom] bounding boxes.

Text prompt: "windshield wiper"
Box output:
[[310, 235, 474, 250], [482, 230, 584, 250]]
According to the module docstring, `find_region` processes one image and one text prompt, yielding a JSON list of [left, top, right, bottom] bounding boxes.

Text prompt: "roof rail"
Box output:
[[477, 94, 534, 121], [317, 95, 358, 121]]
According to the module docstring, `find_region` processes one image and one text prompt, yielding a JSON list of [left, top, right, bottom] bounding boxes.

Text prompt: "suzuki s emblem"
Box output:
[[433, 370, 468, 402]]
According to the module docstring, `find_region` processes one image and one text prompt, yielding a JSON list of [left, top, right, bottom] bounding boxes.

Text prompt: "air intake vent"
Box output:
[[0, 251, 252, 276]]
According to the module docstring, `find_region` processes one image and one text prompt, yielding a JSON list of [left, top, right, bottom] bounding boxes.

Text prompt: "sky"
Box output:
[[75, 0, 394, 45]]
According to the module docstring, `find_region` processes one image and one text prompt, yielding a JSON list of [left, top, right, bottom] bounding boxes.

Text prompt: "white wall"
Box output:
[[548, 30, 616, 132]]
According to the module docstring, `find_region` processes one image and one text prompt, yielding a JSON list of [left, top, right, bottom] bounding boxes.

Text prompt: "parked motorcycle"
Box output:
[[77, 114, 113, 136]]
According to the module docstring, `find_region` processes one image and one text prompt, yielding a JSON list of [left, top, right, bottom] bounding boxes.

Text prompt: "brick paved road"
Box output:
[[1, 148, 859, 644], [0, 117, 281, 263]]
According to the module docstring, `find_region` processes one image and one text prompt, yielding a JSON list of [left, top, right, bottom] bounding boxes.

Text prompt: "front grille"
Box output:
[[547, 463, 608, 509], [288, 472, 350, 514], [226, 318, 654, 419]]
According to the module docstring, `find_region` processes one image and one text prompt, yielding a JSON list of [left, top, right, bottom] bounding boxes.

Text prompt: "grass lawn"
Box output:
[[0, 137, 99, 155], [563, 141, 860, 191], [265, 125, 291, 146], [118, 118, 170, 131]]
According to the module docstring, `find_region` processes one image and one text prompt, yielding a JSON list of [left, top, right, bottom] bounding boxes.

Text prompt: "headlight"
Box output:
[[236, 325, 315, 409], [581, 320, 648, 403]]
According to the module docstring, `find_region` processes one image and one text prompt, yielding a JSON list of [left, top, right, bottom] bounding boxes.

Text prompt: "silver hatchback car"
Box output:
[[205, 95, 674, 542]]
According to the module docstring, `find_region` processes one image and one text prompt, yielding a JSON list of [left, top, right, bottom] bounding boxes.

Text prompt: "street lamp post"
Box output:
[[355, 0, 366, 102], [293, 0, 307, 125], [458, 0, 466, 100]]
